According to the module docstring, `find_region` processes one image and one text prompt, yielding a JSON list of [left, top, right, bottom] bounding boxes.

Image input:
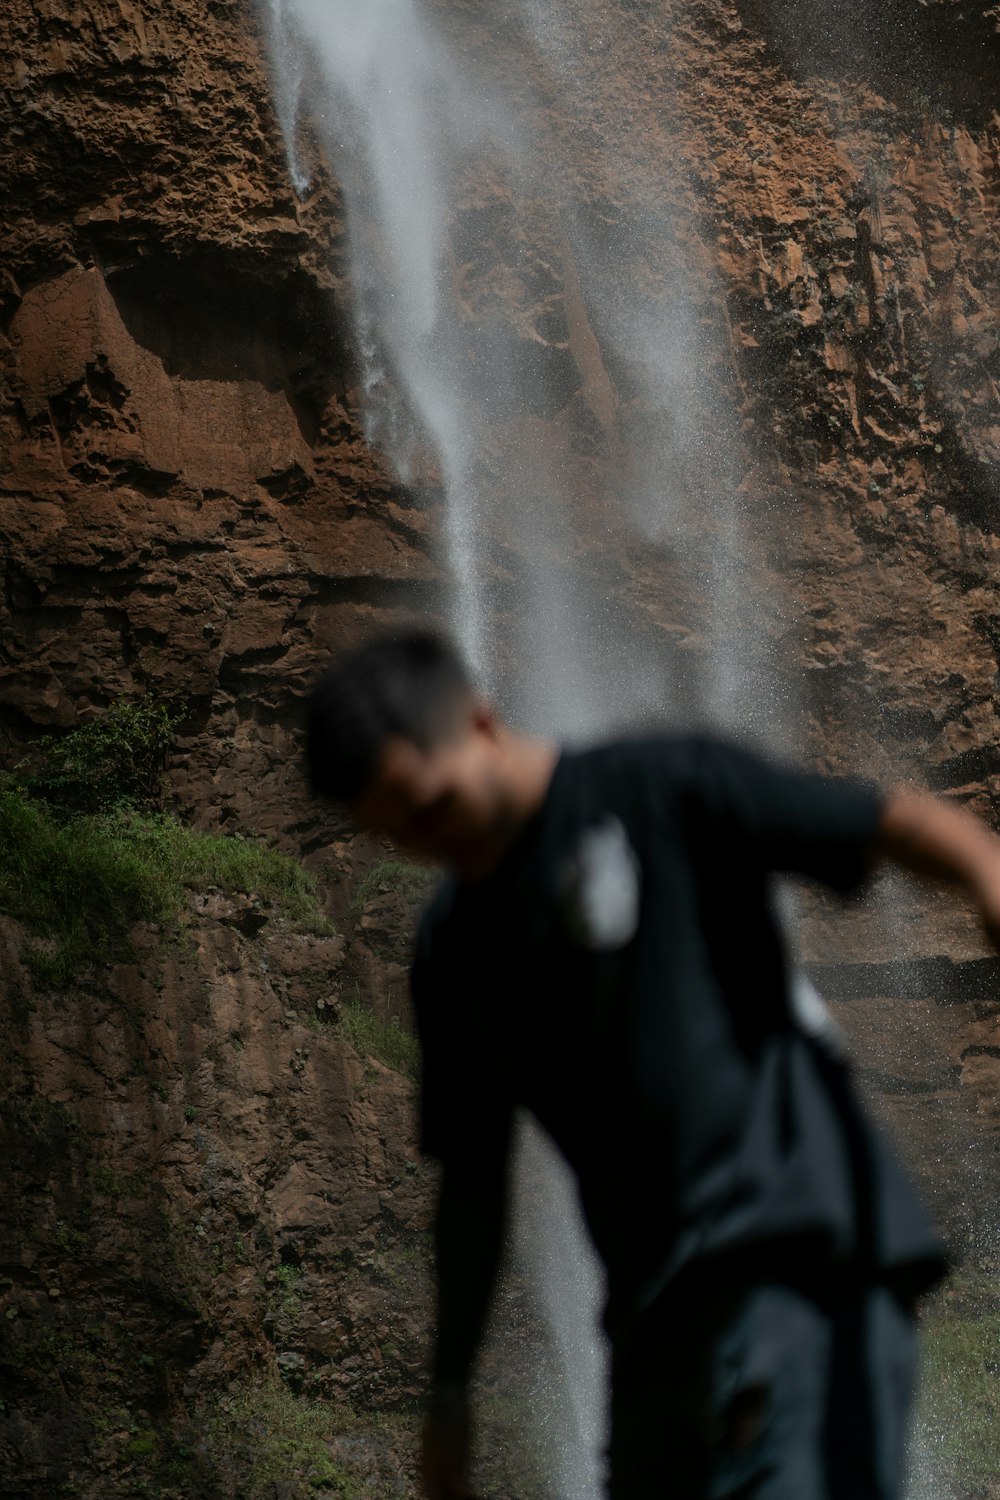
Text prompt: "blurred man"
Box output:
[[307, 629, 1000, 1500]]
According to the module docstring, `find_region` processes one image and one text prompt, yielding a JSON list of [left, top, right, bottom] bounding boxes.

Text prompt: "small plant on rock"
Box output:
[[340, 1000, 420, 1081], [351, 857, 436, 914], [21, 697, 174, 816]]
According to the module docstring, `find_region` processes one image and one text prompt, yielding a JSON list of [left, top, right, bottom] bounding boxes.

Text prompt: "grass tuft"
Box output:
[[205, 1380, 389, 1498], [0, 788, 331, 988], [917, 1278, 1000, 1487], [351, 858, 436, 914], [340, 1001, 420, 1081]]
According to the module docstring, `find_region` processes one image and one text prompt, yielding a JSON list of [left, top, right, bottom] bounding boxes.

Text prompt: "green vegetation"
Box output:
[[0, 790, 163, 986], [918, 1280, 1000, 1487], [21, 697, 173, 816], [206, 1381, 390, 1499], [0, 792, 330, 987], [125, 1431, 157, 1458], [340, 1000, 420, 1081], [351, 857, 436, 914], [0, 696, 332, 988], [21, 1092, 81, 1141], [268, 1263, 304, 1326]]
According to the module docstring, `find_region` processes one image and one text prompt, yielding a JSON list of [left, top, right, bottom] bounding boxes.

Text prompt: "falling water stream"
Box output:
[[260, 5, 980, 1496], [262, 0, 772, 738]]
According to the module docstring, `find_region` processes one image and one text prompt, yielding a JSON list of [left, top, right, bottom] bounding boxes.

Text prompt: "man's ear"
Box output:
[[470, 700, 501, 740]]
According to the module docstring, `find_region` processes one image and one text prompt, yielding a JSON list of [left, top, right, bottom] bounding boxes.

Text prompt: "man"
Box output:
[[307, 629, 1000, 1500]]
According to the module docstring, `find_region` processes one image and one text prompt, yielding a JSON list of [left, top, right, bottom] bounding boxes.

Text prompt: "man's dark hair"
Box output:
[[306, 629, 474, 802]]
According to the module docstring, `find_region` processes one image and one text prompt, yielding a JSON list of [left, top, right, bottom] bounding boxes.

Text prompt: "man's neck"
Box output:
[[507, 730, 560, 819], [458, 732, 559, 882]]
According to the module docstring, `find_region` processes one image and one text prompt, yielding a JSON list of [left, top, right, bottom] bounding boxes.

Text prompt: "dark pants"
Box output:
[[608, 1275, 917, 1499]]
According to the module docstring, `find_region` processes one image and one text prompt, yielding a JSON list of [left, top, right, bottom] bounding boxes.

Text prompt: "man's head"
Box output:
[[307, 630, 542, 874]]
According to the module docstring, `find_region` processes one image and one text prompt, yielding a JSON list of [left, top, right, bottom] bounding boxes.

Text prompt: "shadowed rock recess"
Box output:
[[2, 0, 1000, 1495]]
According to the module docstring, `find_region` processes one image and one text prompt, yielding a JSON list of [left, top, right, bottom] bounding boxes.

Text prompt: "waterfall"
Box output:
[[260, 2, 789, 1494], [260, 2, 770, 1494], [259, 0, 770, 734], [263, 0, 509, 674]]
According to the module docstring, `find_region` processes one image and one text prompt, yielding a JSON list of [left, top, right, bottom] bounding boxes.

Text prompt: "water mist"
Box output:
[[261, 2, 802, 1494]]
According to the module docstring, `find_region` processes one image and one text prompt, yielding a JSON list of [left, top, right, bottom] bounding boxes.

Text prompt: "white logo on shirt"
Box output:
[[561, 816, 642, 951]]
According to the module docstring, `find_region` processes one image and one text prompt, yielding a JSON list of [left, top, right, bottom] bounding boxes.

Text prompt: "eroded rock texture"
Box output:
[[0, 898, 434, 1497], [2, 0, 1000, 1495], [0, 0, 435, 849], [3, 0, 1000, 829]]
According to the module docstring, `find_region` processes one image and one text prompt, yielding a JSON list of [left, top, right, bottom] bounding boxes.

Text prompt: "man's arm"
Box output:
[[873, 788, 1000, 951], [422, 1163, 508, 1500]]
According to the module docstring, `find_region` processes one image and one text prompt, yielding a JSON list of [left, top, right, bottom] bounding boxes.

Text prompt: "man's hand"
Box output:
[[421, 1383, 471, 1500], [875, 788, 1000, 954]]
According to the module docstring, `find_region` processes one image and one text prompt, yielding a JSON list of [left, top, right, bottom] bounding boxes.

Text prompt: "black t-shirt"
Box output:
[[411, 735, 945, 1332]]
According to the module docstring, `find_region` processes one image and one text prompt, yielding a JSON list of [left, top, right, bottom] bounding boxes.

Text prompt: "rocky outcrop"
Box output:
[[0, 0, 436, 850], [0, 894, 434, 1495], [680, 0, 1000, 806], [3, 0, 999, 834]]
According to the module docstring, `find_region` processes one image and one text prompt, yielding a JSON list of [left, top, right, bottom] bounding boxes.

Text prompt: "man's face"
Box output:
[[350, 709, 512, 875]]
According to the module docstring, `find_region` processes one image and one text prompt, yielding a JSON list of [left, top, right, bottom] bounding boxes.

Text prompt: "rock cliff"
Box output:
[[2, 0, 1000, 1495]]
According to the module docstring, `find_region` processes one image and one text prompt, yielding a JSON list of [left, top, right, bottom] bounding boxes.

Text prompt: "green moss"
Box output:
[[918, 1280, 1000, 1486], [88, 1163, 130, 1199], [1, 696, 332, 986], [340, 1001, 420, 1081], [206, 1381, 384, 1499], [126, 1432, 158, 1458], [0, 789, 331, 988], [269, 1263, 304, 1326], [23, 1093, 81, 1140]]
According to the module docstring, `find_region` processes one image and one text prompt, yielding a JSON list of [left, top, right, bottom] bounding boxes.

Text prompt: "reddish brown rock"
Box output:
[[0, 903, 434, 1495]]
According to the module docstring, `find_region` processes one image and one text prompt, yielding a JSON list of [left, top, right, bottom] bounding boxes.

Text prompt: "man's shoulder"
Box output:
[[411, 734, 728, 969], [561, 729, 720, 788], [568, 727, 724, 760], [412, 874, 462, 973], [415, 871, 457, 932], [571, 729, 825, 800]]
